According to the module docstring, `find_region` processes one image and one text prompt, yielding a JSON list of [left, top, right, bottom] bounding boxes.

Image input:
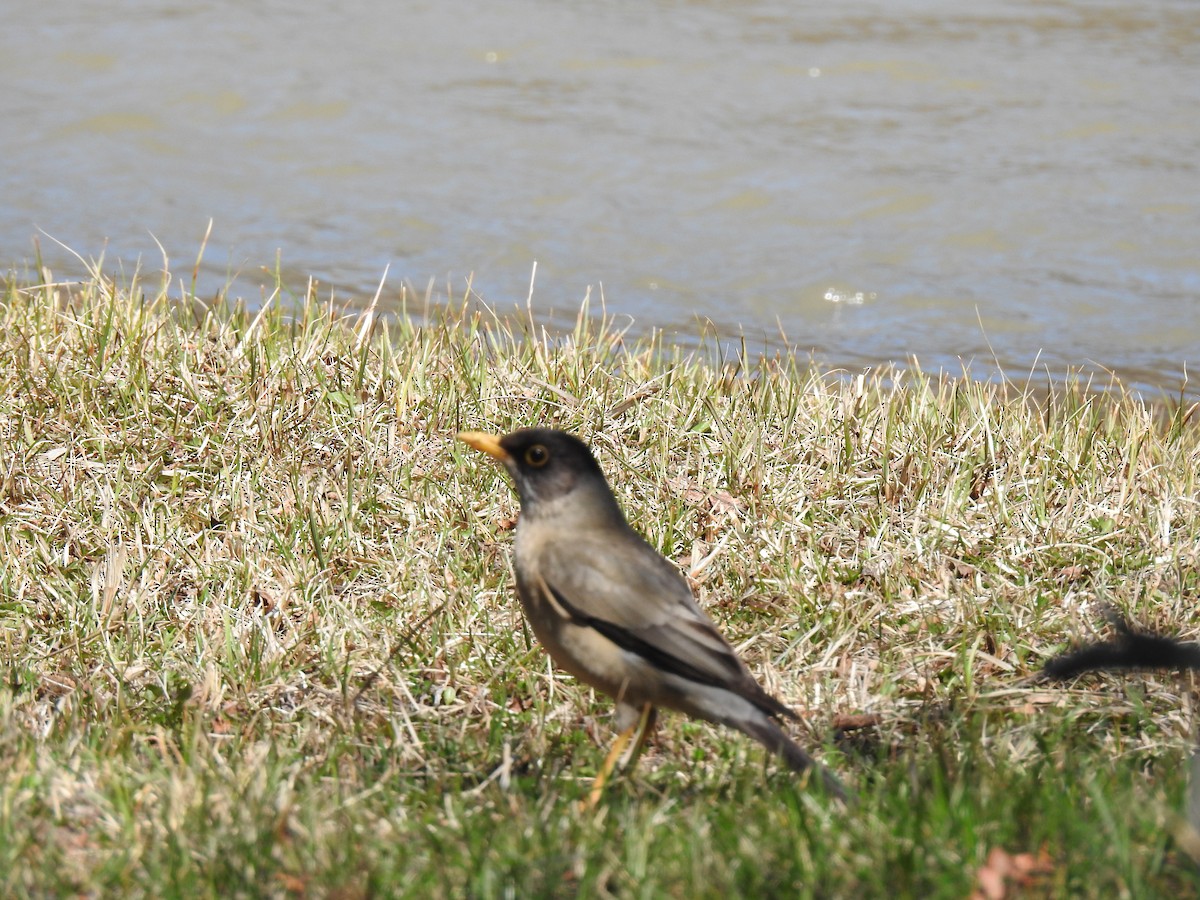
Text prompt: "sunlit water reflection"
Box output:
[[2, 1, 1197, 395]]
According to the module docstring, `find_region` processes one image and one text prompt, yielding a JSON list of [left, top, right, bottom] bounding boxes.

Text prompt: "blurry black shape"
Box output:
[[1043, 608, 1200, 679]]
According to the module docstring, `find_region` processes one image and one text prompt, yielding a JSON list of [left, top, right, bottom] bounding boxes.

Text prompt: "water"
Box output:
[[3, 1, 1198, 396]]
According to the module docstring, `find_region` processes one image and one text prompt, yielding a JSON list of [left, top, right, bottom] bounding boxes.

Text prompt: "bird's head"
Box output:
[[457, 428, 618, 521]]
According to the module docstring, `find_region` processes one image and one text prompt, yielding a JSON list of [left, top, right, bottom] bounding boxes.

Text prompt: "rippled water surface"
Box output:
[[3, 1, 1198, 393]]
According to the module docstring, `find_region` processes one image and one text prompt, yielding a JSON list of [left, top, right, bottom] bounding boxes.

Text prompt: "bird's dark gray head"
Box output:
[[497, 428, 610, 510], [458, 427, 619, 519]]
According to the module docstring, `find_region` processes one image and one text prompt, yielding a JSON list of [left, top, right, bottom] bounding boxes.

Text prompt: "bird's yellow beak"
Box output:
[[457, 431, 510, 462]]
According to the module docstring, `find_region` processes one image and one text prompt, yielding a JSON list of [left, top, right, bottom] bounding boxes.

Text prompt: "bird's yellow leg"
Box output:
[[625, 704, 658, 772], [586, 703, 656, 808], [586, 723, 636, 808]]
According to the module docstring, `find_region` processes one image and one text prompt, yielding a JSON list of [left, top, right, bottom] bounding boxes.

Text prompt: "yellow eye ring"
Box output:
[[525, 445, 549, 467]]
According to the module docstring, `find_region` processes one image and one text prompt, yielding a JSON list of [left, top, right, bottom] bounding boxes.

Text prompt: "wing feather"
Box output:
[[535, 526, 795, 720]]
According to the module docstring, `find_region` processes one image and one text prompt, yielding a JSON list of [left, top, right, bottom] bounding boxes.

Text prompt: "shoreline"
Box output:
[[12, 256, 1196, 403]]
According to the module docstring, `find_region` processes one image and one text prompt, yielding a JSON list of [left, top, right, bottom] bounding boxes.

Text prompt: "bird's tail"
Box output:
[[741, 714, 850, 804]]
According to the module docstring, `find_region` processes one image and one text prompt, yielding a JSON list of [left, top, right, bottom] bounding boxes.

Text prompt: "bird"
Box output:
[[457, 427, 848, 803]]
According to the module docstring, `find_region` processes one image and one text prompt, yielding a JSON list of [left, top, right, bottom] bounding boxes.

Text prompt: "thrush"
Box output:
[[458, 427, 847, 803]]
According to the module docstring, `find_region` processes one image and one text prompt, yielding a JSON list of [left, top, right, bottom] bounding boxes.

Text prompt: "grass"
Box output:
[[1, 261, 1199, 897]]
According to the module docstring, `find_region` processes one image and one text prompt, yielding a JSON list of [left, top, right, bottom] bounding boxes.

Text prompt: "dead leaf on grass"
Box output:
[[970, 846, 1054, 899]]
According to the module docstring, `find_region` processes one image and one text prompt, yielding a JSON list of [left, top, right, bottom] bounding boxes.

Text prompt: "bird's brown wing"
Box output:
[[534, 525, 796, 720]]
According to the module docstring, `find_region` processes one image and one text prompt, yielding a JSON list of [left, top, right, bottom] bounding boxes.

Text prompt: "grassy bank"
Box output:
[[1, 268, 1199, 897]]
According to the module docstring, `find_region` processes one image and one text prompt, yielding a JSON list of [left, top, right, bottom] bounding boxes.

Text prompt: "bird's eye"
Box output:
[[524, 444, 549, 468]]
